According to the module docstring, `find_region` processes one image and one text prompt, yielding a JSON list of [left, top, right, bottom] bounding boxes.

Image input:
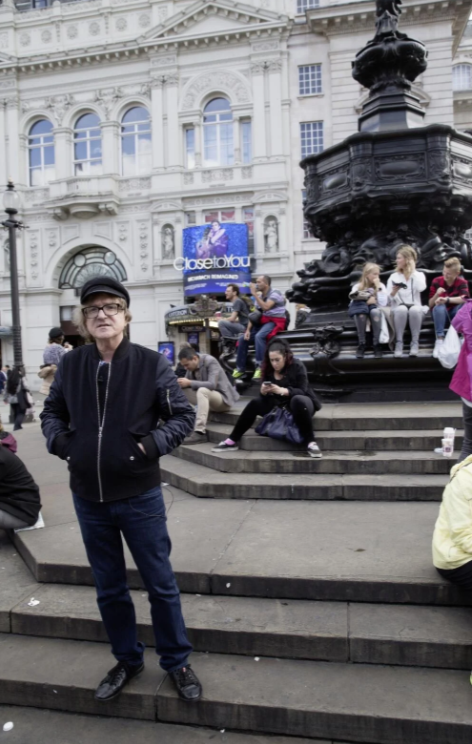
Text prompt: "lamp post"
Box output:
[[2, 181, 23, 368]]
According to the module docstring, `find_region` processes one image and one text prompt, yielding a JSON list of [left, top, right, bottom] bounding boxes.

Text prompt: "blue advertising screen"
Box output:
[[175, 222, 251, 297], [158, 342, 175, 365]]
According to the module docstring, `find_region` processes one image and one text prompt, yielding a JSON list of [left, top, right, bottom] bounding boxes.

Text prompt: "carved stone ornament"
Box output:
[[67, 25, 78, 39], [161, 224, 175, 260], [89, 22, 101, 35], [115, 17, 127, 31], [139, 13, 151, 28], [264, 216, 279, 253], [95, 87, 123, 116], [19, 33, 31, 47], [45, 94, 74, 126], [41, 29, 52, 43], [182, 71, 250, 110]]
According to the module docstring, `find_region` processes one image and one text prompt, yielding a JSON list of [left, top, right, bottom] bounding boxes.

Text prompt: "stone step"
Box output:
[[1, 635, 472, 743], [0, 705, 319, 744], [210, 402, 463, 431], [206, 423, 464, 452], [12, 497, 468, 607], [161, 454, 447, 498], [173, 444, 453, 475], [9, 583, 472, 670]]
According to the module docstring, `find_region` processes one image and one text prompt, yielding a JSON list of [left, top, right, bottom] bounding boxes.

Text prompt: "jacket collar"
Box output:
[[92, 335, 130, 362]]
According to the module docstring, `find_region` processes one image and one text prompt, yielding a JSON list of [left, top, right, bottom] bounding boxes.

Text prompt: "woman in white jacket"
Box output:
[[386, 245, 427, 358]]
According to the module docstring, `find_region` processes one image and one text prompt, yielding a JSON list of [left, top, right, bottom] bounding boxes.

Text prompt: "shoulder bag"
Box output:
[[255, 405, 304, 444]]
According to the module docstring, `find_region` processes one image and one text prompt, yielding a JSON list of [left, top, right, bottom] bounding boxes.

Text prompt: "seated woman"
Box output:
[[432, 454, 472, 600], [387, 245, 428, 358], [212, 338, 323, 458], [0, 441, 41, 530], [349, 262, 388, 359]]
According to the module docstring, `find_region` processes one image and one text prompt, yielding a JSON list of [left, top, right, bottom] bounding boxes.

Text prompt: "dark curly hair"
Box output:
[[261, 338, 293, 380]]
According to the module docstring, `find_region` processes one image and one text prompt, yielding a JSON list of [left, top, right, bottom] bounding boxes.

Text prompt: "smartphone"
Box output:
[[262, 381, 272, 387], [393, 282, 407, 289]]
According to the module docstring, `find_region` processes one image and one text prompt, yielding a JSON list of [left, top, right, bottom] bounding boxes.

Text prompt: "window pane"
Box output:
[[453, 65, 472, 91], [241, 121, 252, 164], [122, 106, 149, 124], [75, 113, 100, 130], [221, 210, 235, 222], [138, 133, 151, 154], [122, 135, 136, 157], [44, 164, 55, 181], [296, 0, 319, 12], [29, 148, 41, 168], [298, 64, 322, 95], [30, 167, 42, 186], [186, 128, 195, 169], [300, 121, 324, 158], [29, 119, 53, 136], [204, 211, 219, 223], [185, 211, 196, 226], [122, 153, 135, 176], [44, 144, 55, 166], [204, 97, 231, 113], [91, 141, 102, 158]]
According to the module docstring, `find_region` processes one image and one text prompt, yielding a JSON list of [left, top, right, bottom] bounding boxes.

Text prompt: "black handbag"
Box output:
[[255, 405, 304, 444]]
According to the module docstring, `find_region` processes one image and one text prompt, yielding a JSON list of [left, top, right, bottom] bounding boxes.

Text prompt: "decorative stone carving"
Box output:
[[24, 188, 49, 205], [118, 178, 151, 193], [182, 72, 250, 110], [264, 216, 279, 253], [19, 34, 31, 47], [67, 25, 78, 39], [161, 224, 174, 260], [115, 17, 127, 31], [46, 228, 58, 249], [117, 223, 128, 242], [0, 33, 8, 48], [201, 168, 233, 183], [241, 167, 252, 179], [139, 13, 151, 28], [139, 221, 149, 272], [41, 29, 52, 43], [89, 22, 101, 35], [158, 6, 168, 22], [95, 87, 123, 116], [45, 94, 74, 126]]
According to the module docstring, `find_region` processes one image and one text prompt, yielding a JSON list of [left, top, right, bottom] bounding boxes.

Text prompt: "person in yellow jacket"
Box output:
[[433, 455, 472, 586]]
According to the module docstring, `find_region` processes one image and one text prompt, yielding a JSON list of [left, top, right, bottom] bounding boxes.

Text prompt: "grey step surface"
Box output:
[[159, 652, 472, 744], [161, 455, 448, 499], [9, 583, 472, 670], [173, 444, 453, 475], [210, 401, 463, 431], [10, 492, 470, 607], [206, 423, 464, 452], [0, 706, 323, 744], [2, 635, 472, 744]]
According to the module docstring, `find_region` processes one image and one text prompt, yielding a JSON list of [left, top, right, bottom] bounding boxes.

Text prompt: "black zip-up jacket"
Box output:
[[40, 337, 195, 502], [0, 445, 41, 525]]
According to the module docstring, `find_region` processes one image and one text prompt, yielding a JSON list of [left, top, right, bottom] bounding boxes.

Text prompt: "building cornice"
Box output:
[[306, 0, 472, 54]]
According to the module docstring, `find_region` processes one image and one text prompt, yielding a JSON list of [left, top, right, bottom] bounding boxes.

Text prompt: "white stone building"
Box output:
[[0, 0, 470, 381]]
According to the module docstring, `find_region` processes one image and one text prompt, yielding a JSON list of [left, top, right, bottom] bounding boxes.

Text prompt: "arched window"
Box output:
[[453, 64, 472, 91], [203, 97, 233, 167], [121, 106, 152, 176], [74, 113, 102, 175], [59, 247, 127, 289], [28, 119, 55, 186]]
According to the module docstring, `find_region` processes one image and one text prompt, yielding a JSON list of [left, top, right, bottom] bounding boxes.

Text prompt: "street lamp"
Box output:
[[2, 180, 24, 368]]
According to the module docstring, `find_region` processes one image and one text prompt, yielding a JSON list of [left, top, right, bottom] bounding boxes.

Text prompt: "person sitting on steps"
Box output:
[[386, 245, 428, 358], [349, 262, 388, 359], [232, 275, 286, 381], [218, 283, 250, 339], [429, 257, 469, 359], [0, 439, 41, 531], [177, 346, 239, 445], [214, 338, 323, 458]]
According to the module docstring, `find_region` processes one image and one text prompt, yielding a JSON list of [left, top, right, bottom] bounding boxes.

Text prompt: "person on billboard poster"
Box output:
[[196, 227, 212, 259], [208, 220, 228, 257]]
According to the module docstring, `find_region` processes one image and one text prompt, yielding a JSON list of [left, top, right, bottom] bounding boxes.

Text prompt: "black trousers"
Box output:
[[11, 404, 25, 431], [230, 394, 315, 444], [437, 560, 472, 589]]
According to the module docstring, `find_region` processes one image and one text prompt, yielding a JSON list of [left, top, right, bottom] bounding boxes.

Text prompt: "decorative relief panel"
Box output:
[[182, 72, 250, 110], [139, 13, 151, 28], [118, 178, 151, 193], [28, 231, 40, 281], [202, 169, 233, 183], [183, 173, 194, 185], [115, 17, 127, 31], [66, 25, 79, 39], [138, 221, 150, 272], [374, 154, 426, 182], [41, 30, 52, 43], [117, 222, 128, 242], [89, 22, 101, 35]]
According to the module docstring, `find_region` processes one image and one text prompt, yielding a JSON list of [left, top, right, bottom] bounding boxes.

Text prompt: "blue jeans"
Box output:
[[432, 304, 461, 337], [236, 321, 276, 370], [73, 487, 192, 672]]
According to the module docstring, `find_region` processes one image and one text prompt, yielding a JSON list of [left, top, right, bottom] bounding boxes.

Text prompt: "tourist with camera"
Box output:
[[387, 245, 427, 358], [213, 338, 322, 458], [349, 262, 388, 358]]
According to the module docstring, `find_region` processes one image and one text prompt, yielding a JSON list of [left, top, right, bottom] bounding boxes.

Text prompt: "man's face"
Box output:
[[443, 266, 459, 284], [256, 276, 268, 293], [180, 355, 200, 372], [84, 293, 127, 343], [225, 286, 235, 301]]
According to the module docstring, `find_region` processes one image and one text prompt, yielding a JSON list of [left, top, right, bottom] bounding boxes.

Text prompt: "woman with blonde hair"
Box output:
[[386, 245, 427, 358], [349, 262, 388, 358]]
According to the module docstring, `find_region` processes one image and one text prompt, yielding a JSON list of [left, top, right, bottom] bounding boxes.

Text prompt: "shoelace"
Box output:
[[174, 666, 198, 687]]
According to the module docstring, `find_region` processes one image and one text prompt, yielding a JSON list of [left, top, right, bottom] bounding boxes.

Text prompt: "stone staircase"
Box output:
[[2, 402, 472, 743]]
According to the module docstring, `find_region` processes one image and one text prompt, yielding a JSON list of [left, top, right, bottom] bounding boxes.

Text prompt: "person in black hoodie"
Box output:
[[40, 276, 202, 705], [0, 442, 41, 530], [212, 338, 323, 458]]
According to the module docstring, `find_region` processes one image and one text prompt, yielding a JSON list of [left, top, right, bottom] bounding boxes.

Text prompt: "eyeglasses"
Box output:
[[82, 303, 124, 319]]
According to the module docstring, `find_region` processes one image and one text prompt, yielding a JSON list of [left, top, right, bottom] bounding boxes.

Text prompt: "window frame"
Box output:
[[300, 121, 324, 158], [241, 120, 252, 165], [453, 64, 472, 92], [298, 64, 322, 96], [120, 106, 152, 177], [73, 112, 103, 177], [296, 0, 319, 14], [203, 97, 234, 168], [28, 119, 55, 187]]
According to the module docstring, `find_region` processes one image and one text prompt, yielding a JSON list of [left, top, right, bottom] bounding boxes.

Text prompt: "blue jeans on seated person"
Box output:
[[432, 303, 460, 338], [236, 321, 276, 371], [72, 487, 192, 672]]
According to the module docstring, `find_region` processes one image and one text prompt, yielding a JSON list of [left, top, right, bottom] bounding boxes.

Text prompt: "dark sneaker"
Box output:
[[373, 344, 383, 358], [94, 661, 144, 702], [169, 664, 202, 702], [184, 431, 207, 445], [211, 440, 239, 452], [356, 344, 366, 358]]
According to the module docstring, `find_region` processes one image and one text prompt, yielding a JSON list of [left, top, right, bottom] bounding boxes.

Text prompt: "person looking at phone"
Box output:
[[349, 262, 388, 358], [428, 257, 469, 358], [386, 245, 428, 358], [212, 338, 322, 458]]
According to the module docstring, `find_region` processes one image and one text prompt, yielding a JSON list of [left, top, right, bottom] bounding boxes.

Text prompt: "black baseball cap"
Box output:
[[80, 276, 130, 306]]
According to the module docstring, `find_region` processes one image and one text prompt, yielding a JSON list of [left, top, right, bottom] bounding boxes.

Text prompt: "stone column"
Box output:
[[166, 73, 180, 168], [54, 127, 73, 180], [194, 120, 202, 167], [233, 115, 241, 165], [101, 121, 120, 175], [268, 59, 283, 157], [251, 63, 266, 159], [0, 103, 7, 185], [6, 98, 20, 184], [151, 78, 165, 169]]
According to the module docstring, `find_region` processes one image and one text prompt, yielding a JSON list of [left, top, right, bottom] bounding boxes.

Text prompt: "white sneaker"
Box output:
[[307, 441, 322, 458], [394, 342, 403, 358], [409, 341, 419, 357], [433, 338, 444, 359]]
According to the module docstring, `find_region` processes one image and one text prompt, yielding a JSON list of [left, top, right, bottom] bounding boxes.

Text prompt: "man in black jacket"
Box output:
[[41, 276, 202, 703]]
